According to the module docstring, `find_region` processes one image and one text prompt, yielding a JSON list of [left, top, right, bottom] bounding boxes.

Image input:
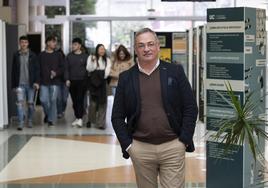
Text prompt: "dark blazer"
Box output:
[[112, 61, 198, 159], [11, 50, 40, 89]]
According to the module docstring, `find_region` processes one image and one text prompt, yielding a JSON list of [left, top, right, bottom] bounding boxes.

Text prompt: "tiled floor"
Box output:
[[0, 96, 206, 188]]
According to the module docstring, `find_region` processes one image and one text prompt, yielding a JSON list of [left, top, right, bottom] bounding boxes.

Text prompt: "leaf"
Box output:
[[245, 122, 257, 161], [209, 81, 268, 164]]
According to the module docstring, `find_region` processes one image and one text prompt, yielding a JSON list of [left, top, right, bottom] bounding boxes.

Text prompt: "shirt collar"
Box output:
[[138, 59, 160, 76], [19, 49, 29, 56]]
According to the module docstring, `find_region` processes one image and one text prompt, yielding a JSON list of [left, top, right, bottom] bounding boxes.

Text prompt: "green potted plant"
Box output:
[[209, 81, 268, 184]]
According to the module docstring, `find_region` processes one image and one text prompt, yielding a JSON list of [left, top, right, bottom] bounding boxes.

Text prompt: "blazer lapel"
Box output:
[[159, 62, 168, 109], [131, 65, 141, 111]]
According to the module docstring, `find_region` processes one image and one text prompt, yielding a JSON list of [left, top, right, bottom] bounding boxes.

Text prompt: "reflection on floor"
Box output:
[[0, 96, 206, 188], [0, 135, 205, 187]]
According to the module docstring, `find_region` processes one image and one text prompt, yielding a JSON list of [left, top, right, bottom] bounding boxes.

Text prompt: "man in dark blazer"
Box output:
[[112, 28, 198, 188]]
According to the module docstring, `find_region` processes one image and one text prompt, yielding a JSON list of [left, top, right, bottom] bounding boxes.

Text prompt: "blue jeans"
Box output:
[[57, 83, 69, 115], [111, 87, 117, 96], [16, 84, 35, 127], [40, 85, 59, 123]]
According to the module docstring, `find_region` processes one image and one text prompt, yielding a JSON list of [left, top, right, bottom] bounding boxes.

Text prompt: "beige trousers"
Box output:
[[128, 139, 186, 188]]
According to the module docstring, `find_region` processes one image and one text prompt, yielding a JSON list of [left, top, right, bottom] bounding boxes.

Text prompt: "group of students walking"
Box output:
[[11, 35, 133, 130]]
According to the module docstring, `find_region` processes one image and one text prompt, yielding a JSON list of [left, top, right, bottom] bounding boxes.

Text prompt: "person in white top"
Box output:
[[86, 44, 111, 129]]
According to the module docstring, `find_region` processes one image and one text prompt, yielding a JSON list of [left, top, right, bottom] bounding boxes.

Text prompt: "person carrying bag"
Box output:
[[86, 44, 111, 129]]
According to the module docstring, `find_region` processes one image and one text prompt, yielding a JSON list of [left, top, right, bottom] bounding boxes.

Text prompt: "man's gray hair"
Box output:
[[135, 28, 159, 42]]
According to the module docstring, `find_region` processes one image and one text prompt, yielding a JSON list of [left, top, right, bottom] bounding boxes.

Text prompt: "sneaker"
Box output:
[[77, 119, 83, 128], [18, 122, 24, 130], [57, 113, 63, 119], [86, 121, 91, 128], [27, 121, 33, 128], [48, 122, 54, 127], [72, 119, 79, 126]]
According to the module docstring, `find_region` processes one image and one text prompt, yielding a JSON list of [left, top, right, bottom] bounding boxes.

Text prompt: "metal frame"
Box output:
[[196, 26, 200, 121], [187, 28, 193, 87], [31, 15, 206, 22]]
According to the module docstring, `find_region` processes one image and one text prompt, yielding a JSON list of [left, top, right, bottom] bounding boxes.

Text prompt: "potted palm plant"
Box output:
[[209, 81, 268, 185]]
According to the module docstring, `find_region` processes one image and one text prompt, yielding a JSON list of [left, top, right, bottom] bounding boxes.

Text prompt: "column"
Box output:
[[29, 4, 37, 32], [17, 0, 29, 32], [205, 7, 266, 188], [62, 0, 70, 54]]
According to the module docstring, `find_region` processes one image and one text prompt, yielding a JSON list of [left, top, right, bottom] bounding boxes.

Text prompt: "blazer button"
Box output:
[[167, 113, 170, 116]]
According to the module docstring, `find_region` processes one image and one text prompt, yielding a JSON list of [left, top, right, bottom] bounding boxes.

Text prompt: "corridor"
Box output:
[[0, 96, 206, 188]]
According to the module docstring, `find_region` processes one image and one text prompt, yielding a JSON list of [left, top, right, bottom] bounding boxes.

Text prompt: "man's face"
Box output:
[[134, 32, 160, 63], [19, 39, 29, 51], [47, 40, 57, 50], [72, 42, 81, 52]]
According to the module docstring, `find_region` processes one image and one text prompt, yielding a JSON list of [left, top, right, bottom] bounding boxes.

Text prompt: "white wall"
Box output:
[[0, 20, 8, 129]]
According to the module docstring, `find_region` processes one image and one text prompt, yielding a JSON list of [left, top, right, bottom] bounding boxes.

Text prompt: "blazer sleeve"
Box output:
[[177, 65, 198, 146], [111, 72, 132, 158]]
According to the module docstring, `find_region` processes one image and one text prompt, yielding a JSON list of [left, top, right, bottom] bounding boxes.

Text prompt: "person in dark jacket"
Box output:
[[11, 35, 40, 130], [39, 36, 64, 126], [112, 28, 198, 188], [56, 47, 69, 119], [65, 38, 88, 128]]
